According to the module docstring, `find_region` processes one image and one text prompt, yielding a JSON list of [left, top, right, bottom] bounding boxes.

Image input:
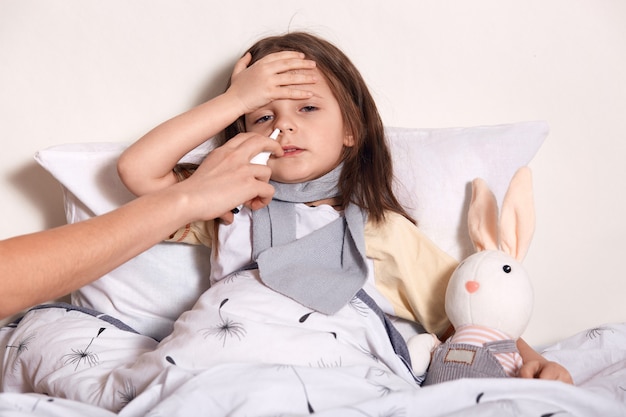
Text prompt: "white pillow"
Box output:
[[386, 121, 547, 260], [34, 121, 547, 340], [34, 143, 213, 341]]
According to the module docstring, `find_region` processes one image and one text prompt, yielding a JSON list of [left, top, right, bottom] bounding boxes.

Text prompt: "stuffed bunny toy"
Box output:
[[409, 167, 535, 385]]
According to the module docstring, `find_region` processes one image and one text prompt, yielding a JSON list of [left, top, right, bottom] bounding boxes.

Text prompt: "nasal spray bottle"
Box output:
[[232, 128, 280, 214]]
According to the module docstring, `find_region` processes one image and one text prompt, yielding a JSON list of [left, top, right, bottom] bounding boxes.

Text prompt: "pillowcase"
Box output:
[[386, 121, 547, 260], [34, 142, 213, 341], [34, 121, 547, 340]]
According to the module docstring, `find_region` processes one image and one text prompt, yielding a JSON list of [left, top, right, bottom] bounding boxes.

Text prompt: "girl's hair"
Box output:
[[219, 32, 414, 225]]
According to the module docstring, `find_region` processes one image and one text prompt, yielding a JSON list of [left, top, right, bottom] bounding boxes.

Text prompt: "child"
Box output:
[[119, 31, 571, 382], [2, 32, 571, 413], [119, 31, 456, 336]]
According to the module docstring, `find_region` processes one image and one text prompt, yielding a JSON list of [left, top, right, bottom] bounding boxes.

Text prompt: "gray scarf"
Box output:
[[251, 165, 368, 315]]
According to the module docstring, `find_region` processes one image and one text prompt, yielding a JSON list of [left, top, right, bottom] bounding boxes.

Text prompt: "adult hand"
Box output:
[[178, 132, 284, 224], [227, 51, 317, 115]]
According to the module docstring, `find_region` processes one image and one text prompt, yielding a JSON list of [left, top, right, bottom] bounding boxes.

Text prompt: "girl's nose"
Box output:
[[274, 115, 296, 134]]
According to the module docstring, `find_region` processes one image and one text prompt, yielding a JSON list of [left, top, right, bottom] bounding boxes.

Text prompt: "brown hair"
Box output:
[[219, 32, 414, 224]]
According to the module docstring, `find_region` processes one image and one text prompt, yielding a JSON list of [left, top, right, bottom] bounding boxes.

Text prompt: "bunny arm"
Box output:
[[407, 333, 441, 375]]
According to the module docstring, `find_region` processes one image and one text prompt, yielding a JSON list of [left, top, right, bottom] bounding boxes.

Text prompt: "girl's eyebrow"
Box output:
[[246, 107, 273, 117]]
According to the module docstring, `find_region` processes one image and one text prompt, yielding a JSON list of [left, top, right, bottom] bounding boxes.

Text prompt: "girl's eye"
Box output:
[[301, 105, 317, 113], [255, 115, 273, 124]]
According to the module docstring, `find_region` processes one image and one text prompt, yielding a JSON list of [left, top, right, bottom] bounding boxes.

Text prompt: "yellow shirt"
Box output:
[[364, 212, 457, 336]]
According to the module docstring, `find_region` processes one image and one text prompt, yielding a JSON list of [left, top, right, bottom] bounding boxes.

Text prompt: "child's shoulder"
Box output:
[[364, 210, 457, 265], [364, 210, 418, 238]]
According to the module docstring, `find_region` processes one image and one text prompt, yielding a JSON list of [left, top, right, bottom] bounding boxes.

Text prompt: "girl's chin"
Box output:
[[269, 162, 338, 184], [269, 167, 313, 184]]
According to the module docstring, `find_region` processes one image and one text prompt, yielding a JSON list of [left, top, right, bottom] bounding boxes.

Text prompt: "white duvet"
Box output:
[[1, 272, 625, 416]]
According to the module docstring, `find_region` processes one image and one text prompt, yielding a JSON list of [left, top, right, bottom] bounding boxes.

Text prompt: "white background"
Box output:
[[1, 0, 625, 346]]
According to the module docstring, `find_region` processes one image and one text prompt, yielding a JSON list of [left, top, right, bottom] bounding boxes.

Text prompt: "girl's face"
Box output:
[[244, 68, 353, 184]]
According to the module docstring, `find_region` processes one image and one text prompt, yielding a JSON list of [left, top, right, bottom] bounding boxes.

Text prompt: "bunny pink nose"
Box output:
[[465, 281, 480, 294]]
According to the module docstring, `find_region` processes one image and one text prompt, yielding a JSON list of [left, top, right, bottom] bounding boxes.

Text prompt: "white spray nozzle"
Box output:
[[250, 128, 280, 165]]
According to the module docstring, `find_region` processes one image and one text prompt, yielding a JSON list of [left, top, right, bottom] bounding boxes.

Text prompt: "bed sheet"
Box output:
[[1, 274, 625, 417]]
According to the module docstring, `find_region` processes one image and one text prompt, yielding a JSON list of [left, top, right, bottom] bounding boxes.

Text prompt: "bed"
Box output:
[[1, 121, 625, 416]]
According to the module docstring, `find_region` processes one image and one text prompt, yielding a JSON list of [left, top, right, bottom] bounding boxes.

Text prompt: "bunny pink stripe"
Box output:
[[451, 325, 523, 376]]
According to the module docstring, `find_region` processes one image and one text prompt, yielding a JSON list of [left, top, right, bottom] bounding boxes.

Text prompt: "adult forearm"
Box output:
[[0, 190, 188, 319], [0, 133, 281, 320]]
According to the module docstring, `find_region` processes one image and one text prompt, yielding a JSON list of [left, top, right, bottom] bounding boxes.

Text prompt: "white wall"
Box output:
[[1, 0, 625, 346]]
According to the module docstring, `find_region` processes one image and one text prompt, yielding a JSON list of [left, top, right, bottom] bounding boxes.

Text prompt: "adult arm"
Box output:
[[0, 134, 282, 319]]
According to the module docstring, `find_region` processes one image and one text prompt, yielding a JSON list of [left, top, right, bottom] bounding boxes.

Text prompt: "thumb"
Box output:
[[218, 211, 235, 225], [232, 52, 252, 78]]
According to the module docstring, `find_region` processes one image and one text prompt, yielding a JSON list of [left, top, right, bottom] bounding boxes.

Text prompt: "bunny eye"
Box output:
[[503, 265, 512, 273]]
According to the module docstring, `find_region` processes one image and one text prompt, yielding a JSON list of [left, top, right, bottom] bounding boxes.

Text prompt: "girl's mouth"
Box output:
[[282, 146, 303, 156]]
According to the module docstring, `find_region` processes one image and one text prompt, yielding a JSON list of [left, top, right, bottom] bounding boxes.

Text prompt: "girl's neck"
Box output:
[[305, 198, 342, 210]]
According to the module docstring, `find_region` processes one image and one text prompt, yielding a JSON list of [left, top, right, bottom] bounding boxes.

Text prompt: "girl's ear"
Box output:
[[343, 134, 355, 147], [467, 178, 499, 252]]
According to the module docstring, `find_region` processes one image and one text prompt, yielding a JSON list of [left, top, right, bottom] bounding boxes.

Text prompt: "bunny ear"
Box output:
[[468, 177, 499, 252], [499, 167, 535, 261]]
